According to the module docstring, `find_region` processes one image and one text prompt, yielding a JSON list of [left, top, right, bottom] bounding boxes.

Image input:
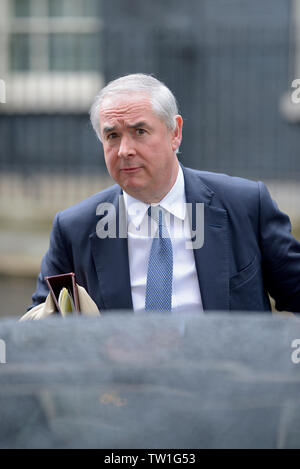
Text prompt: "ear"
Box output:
[[171, 115, 183, 152]]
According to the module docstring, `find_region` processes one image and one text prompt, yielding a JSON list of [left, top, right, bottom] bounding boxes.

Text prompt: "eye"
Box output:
[[107, 132, 118, 140], [136, 128, 146, 136]]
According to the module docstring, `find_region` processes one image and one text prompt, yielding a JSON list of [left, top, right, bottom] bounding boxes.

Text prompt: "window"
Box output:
[[0, 0, 103, 112]]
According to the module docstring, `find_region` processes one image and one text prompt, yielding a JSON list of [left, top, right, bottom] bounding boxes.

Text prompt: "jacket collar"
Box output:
[[90, 187, 133, 311], [182, 166, 230, 311]]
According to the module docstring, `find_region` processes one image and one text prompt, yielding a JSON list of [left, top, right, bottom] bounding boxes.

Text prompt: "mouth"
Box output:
[[121, 167, 142, 173]]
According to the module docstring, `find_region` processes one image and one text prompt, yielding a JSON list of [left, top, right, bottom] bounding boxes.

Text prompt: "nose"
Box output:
[[118, 135, 136, 159]]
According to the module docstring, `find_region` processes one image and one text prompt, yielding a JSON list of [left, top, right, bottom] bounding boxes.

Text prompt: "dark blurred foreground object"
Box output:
[[1, 313, 300, 449]]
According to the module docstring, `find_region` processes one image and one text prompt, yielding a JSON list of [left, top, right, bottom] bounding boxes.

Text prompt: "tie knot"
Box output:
[[148, 205, 169, 238], [147, 205, 164, 225]]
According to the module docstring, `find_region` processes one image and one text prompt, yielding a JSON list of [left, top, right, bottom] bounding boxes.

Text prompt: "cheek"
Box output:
[[149, 135, 171, 156], [140, 140, 164, 162], [104, 147, 118, 170]]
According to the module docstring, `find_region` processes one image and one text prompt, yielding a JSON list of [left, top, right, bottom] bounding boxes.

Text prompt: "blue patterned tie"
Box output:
[[145, 206, 173, 311]]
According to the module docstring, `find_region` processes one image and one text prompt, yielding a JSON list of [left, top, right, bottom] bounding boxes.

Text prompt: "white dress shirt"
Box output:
[[123, 166, 203, 314]]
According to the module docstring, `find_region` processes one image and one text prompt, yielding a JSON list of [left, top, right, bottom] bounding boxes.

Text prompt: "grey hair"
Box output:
[[90, 73, 179, 141]]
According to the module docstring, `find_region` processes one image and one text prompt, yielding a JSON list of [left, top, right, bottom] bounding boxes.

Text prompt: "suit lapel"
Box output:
[[90, 190, 133, 311], [183, 167, 229, 311]]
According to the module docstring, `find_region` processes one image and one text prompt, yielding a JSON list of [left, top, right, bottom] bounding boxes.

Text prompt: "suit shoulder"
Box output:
[[191, 167, 258, 189], [185, 167, 260, 203], [55, 183, 121, 226]]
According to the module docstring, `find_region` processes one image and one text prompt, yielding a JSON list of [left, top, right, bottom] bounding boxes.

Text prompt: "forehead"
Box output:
[[99, 94, 158, 128]]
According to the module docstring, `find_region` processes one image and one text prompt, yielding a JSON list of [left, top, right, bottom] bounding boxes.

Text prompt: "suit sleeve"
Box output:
[[29, 212, 74, 310], [259, 181, 300, 312]]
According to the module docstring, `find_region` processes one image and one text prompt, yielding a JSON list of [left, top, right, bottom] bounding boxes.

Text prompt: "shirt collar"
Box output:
[[123, 165, 186, 229]]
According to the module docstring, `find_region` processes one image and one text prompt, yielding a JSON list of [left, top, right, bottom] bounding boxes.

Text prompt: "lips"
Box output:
[[121, 167, 141, 173]]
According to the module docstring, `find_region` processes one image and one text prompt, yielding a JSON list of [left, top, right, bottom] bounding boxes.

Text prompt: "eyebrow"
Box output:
[[103, 125, 116, 135], [127, 121, 149, 129], [102, 121, 151, 134]]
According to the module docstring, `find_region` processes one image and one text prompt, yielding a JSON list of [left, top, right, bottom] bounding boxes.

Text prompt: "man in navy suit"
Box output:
[[30, 74, 300, 314]]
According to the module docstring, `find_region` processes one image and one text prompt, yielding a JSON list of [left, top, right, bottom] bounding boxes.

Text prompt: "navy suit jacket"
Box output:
[[31, 166, 300, 313]]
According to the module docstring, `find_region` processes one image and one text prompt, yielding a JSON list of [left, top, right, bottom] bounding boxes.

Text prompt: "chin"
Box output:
[[123, 183, 147, 198], [122, 176, 144, 190], [123, 184, 144, 195]]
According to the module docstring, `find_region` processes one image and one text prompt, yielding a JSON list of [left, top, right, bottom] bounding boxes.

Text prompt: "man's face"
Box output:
[[99, 94, 183, 203]]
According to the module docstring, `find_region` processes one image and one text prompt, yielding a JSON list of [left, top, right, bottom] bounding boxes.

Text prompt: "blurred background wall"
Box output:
[[0, 0, 300, 317]]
